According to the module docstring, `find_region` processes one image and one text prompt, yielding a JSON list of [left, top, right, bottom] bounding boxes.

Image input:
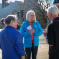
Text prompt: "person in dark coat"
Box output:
[[47, 5, 59, 59]]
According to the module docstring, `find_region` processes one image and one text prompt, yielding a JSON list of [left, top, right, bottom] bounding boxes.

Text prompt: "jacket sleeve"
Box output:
[[15, 33, 25, 57], [47, 25, 54, 45], [33, 22, 43, 36], [0, 39, 1, 49], [20, 23, 31, 37]]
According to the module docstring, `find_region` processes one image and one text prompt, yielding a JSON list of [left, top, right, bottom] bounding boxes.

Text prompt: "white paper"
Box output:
[[27, 26, 32, 30]]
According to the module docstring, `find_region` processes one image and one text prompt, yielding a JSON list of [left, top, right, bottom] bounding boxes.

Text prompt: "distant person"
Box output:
[[0, 15, 25, 59], [0, 18, 6, 29], [20, 10, 43, 59], [43, 21, 52, 38], [0, 18, 6, 25], [47, 5, 59, 59]]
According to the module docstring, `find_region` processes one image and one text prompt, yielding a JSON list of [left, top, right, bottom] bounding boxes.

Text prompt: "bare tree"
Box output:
[[31, 0, 50, 22], [23, 0, 50, 28]]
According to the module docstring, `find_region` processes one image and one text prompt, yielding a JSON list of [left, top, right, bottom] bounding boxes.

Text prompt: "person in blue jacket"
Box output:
[[20, 10, 43, 59], [0, 15, 25, 59]]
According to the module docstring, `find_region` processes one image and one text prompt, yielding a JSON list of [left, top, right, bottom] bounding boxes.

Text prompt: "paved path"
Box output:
[[37, 34, 49, 59], [37, 44, 49, 59]]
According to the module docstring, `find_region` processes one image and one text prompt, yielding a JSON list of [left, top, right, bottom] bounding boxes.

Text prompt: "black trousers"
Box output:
[[25, 43, 38, 59]]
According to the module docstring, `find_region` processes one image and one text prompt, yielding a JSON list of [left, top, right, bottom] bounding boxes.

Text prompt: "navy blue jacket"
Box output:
[[0, 26, 25, 59]]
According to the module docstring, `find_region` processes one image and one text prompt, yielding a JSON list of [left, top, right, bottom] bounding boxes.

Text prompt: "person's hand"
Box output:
[[21, 55, 25, 59], [32, 29, 35, 33], [29, 29, 35, 34], [43, 30, 47, 37], [49, 45, 53, 46]]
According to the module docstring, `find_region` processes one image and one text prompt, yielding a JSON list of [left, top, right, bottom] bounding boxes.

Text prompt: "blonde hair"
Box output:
[[26, 10, 36, 22]]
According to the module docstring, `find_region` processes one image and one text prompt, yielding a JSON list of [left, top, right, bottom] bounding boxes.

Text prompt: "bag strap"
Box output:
[[3, 30, 15, 48]]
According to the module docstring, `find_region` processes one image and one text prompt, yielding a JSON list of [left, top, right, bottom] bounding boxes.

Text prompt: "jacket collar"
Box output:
[[5, 25, 15, 29], [53, 17, 59, 22]]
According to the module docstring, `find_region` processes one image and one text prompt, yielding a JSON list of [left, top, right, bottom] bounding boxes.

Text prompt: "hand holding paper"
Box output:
[[27, 26, 35, 34], [27, 26, 32, 30]]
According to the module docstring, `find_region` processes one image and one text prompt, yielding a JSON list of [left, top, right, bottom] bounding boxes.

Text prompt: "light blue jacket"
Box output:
[[20, 20, 43, 48]]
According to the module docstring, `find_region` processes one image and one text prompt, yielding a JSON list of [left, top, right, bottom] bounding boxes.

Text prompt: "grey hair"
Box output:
[[26, 10, 36, 22], [47, 5, 59, 14], [5, 15, 17, 25]]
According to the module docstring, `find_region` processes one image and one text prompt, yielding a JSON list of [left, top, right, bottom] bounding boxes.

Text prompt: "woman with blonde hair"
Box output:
[[20, 10, 43, 59]]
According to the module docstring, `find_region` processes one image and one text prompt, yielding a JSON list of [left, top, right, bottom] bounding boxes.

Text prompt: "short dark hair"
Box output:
[[5, 15, 17, 25]]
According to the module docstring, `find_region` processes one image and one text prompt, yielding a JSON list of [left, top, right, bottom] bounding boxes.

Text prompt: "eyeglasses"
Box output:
[[31, 15, 35, 16]]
